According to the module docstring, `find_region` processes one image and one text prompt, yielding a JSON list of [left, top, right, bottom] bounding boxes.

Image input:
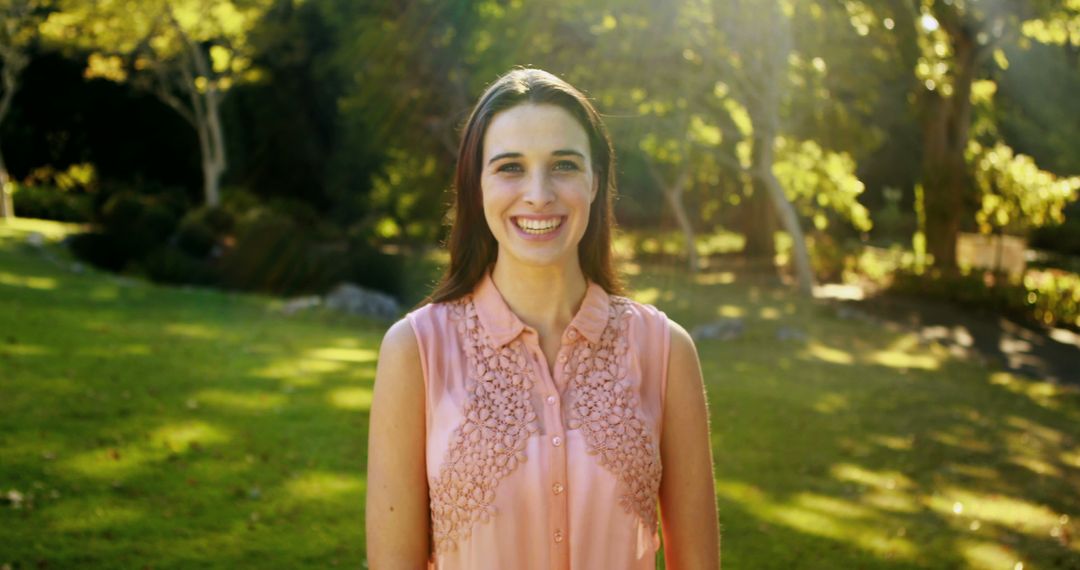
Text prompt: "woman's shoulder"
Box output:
[[607, 294, 693, 348], [608, 293, 669, 324]]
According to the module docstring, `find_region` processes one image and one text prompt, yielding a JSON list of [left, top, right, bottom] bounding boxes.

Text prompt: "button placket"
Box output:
[[542, 336, 571, 569]]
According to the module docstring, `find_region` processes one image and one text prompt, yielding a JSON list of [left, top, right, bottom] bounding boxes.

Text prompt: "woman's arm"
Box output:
[[366, 318, 431, 569], [659, 320, 721, 569]]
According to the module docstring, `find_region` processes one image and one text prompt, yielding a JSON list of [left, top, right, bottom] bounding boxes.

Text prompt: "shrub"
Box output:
[[66, 232, 131, 272], [342, 238, 403, 297], [134, 245, 219, 286], [889, 267, 1080, 330], [214, 209, 337, 296], [174, 206, 234, 258], [11, 184, 93, 222]]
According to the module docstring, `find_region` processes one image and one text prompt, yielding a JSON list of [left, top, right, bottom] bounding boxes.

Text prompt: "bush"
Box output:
[[135, 245, 219, 286], [214, 210, 338, 296], [342, 238, 404, 297], [66, 232, 132, 272], [11, 184, 93, 222], [174, 206, 234, 258], [889, 267, 1080, 330]]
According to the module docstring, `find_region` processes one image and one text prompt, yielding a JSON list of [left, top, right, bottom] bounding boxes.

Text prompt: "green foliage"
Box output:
[[890, 266, 1080, 330], [772, 137, 872, 232], [10, 183, 92, 222], [969, 141, 1080, 234], [136, 243, 218, 285]]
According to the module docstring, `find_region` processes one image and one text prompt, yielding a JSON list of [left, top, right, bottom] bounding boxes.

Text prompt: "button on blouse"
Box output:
[[406, 269, 673, 570]]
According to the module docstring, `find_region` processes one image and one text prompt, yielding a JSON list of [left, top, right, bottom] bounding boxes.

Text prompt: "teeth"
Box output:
[[515, 217, 563, 234]]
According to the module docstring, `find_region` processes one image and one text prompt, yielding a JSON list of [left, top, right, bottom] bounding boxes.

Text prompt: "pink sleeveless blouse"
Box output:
[[406, 270, 671, 570]]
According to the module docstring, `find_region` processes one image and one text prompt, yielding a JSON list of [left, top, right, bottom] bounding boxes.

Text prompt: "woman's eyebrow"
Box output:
[[488, 152, 522, 165], [487, 149, 585, 165]]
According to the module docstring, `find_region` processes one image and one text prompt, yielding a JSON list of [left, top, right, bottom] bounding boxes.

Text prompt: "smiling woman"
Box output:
[[366, 68, 721, 570]]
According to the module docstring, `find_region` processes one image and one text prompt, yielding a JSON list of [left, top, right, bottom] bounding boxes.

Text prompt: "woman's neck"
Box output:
[[490, 256, 588, 336]]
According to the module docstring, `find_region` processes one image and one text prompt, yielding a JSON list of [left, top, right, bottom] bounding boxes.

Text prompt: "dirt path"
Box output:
[[837, 293, 1080, 386]]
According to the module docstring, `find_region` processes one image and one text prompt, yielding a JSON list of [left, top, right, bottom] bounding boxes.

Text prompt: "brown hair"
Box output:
[[422, 68, 624, 307]]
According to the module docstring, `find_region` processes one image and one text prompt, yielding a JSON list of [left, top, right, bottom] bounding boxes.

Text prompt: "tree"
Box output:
[[0, 0, 45, 219], [41, 0, 272, 207], [899, 0, 1080, 270]]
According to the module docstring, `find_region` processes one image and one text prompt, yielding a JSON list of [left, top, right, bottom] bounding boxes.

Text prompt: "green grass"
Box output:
[[2, 218, 1079, 569]]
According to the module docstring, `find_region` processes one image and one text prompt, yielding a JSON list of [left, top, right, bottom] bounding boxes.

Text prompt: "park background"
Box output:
[[1, 0, 1079, 568]]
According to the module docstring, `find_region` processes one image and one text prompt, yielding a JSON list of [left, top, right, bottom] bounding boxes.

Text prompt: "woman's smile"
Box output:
[[510, 215, 567, 240]]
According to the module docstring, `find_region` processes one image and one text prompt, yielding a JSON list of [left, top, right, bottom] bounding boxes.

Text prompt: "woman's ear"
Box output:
[[590, 172, 600, 203]]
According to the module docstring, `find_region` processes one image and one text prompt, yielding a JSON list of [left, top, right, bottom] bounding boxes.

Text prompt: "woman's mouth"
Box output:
[[511, 216, 566, 240]]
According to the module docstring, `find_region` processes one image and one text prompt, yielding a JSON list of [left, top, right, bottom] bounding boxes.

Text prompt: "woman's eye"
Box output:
[[496, 163, 523, 173], [554, 161, 580, 171]]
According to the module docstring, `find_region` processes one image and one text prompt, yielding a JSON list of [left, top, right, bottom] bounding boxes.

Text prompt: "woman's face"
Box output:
[[480, 103, 597, 271]]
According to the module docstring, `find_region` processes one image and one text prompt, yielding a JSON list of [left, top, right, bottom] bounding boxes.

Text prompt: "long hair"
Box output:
[[422, 68, 625, 306]]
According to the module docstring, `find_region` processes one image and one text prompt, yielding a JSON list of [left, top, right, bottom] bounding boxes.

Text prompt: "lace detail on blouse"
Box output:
[[564, 297, 662, 532], [429, 296, 541, 554]]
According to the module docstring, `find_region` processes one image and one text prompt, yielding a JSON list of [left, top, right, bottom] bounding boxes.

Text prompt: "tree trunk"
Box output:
[[0, 147, 13, 219], [0, 58, 17, 220], [663, 181, 700, 273], [646, 160, 699, 272], [755, 133, 815, 296], [168, 7, 227, 208], [741, 135, 777, 260], [920, 15, 978, 273]]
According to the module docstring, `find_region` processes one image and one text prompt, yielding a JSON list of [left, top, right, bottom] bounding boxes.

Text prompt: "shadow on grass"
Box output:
[[637, 263, 1080, 569], [2, 233, 1078, 569]]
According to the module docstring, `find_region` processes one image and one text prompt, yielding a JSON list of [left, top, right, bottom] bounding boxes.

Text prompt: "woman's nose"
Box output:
[[523, 171, 556, 207]]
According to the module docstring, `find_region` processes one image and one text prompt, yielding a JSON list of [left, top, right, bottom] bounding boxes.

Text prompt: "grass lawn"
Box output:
[[2, 218, 1079, 569]]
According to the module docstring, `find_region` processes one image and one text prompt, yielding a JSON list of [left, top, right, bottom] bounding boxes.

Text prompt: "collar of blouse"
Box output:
[[472, 269, 610, 348]]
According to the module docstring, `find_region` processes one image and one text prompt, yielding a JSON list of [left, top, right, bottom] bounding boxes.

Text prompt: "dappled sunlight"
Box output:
[[831, 463, 915, 493], [0, 217, 87, 239], [759, 306, 781, 320], [631, 286, 661, 305], [1061, 448, 1080, 469], [930, 427, 995, 454], [0, 343, 51, 356], [694, 271, 736, 285], [305, 346, 378, 364], [869, 434, 915, 451], [78, 344, 153, 357], [49, 502, 143, 532], [991, 372, 1077, 411], [285, 471, 363, 502], [0, 271, 58, 290], [812, 392, 851, 413], [64, 444, 158, 479], [1004, 415, 1066, 446], [717, 304, 744, 318], [956, 538, 1025, 570], [926, 486, 1063, 533], [328, 386, 373, 411], [804, 340, 855, 364], [1009, 455, 1062, 478], [60, 420, 231, 479], [861, 489, 920, 514], [796, 493, 879, 519], [150, 420, 230, 451], [717, 476, 919, 560], [249, 337, 379, 381], [164, 323, 221, 340], [870, 335, 944, 370], [194, 388, 287, 412]]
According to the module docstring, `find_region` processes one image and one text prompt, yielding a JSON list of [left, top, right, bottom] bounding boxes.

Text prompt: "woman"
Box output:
[[367, 68, 720, 570]]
